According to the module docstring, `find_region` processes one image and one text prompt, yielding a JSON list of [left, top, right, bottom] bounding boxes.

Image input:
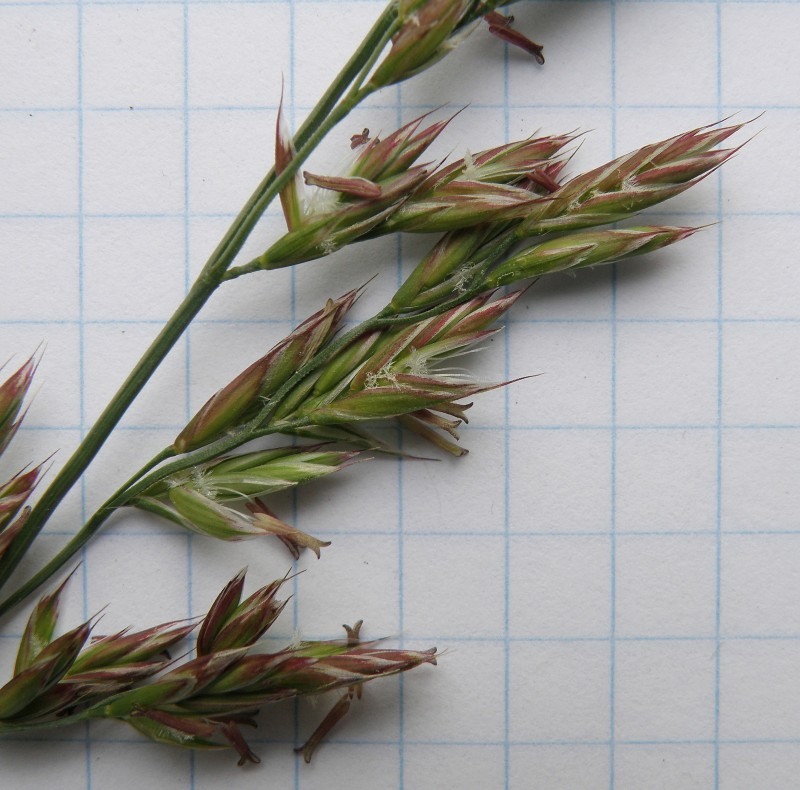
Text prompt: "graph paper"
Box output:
[[1, 0, 799, 787]]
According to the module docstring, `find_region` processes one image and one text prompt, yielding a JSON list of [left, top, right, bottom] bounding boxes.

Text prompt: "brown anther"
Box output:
[[350, 128, 371, 149], [484, 10, 513, 27], [485, 15, 544, 65], [248, 499, 301, 559], [525, 166, 562, 194], [343, 619, 363, 646], [219, 720, 261, 766], [294, 689, 356, 763]]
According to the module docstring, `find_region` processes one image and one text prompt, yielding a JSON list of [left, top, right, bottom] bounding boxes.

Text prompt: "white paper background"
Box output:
[[1, 1, 800, 787]]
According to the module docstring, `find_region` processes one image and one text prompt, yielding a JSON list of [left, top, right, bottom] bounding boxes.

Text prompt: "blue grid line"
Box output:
[[502, 32, 511, 790], [0, 101, 791, 121], [714, 2, 724, 787], [13, 734, 800, 749], [1, 100, 798, 111], [1, 0, 798, 6], [0, 212, 241, 218], [29, 526, 800, 539], [9, 734, 800, 748], [364, 633, 800, 644], [395, 84, 406, 790], [12, 734, 800, 748], [608, 100, 621, 790], [73, 0, 92, 782], [5, 208, 800, 219], [0, 0, 630, 6], [286, 0, 301, 784], [8, 314, 800, 325], [182, 0, 196, 784], [10, 629, 800, 644], [18, 421, 800, 432], [8, 315, 800, 327]]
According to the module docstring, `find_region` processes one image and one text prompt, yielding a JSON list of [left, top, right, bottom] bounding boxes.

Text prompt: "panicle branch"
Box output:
[[0, 571, 436, 765], [243, 116, 742, 285], [154, 120, 745, 549]]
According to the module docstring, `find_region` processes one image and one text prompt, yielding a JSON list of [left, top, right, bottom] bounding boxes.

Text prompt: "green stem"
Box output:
[[115, 448, 177, 496], [0, 427, 311, 616], [0, 279, 215, 593], [221, 81, 372, 284], [195, 3, 398, 273], [0, 450, 174, 618], [222, 19, 400, 284], [0, 4, 400, 605]]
